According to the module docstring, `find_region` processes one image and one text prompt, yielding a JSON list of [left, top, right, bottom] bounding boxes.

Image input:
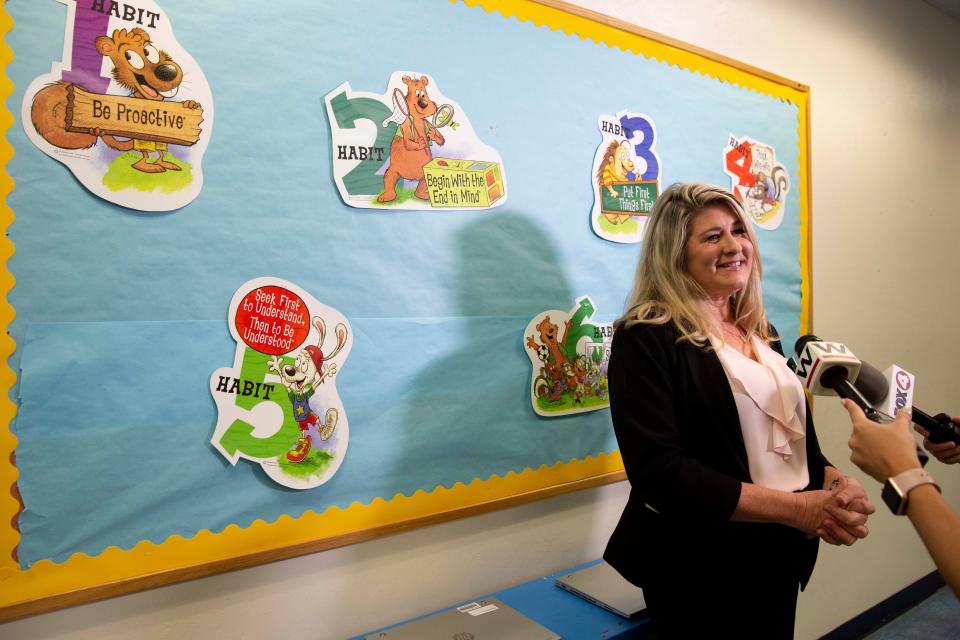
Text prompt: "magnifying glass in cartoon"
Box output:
[[382, 89, 458, 130], [433, 104, 457, 129]]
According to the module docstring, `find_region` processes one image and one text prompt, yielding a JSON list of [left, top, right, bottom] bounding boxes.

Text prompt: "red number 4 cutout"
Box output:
[[725, 140, 756, 198]]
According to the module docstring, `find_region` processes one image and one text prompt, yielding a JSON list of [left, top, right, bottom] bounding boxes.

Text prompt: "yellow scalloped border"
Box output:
[[0, 0, 20, 590], [0, 0, 812, 620], [465, 0, 809, 100], [0, 451, 624, 617]]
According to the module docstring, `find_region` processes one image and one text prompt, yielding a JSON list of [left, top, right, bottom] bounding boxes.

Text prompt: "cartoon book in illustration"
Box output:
[[723, 134, 790, 230], [22, 0, 213, 211], [210, 278, 352, 490], [523, 297, 612, 417], [324, 71, 506, 210], [590, 111, 662, 243]]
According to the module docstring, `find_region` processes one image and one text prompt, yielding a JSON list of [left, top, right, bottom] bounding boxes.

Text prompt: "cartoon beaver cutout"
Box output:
[[31, 28, 200, 173], [527, 316, 577, 404], [526, 315, 572, 369], [268, 317, 348, 464], [377, 75, 445, 203], [596, 140, 636, 224]]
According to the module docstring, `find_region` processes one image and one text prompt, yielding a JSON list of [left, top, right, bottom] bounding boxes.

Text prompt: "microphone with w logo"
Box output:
[[792, 334, 928, 465]]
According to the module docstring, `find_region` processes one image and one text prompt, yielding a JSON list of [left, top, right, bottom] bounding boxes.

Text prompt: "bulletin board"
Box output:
[[0, 0, 812, 619]]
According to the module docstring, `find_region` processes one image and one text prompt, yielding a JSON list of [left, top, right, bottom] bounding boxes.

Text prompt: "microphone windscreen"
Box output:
[[853, 360, 888, 405], [794, 334, 822, 357]]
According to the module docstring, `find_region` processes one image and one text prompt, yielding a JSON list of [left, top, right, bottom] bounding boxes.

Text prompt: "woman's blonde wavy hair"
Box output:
[[615, 182, 775, 347]]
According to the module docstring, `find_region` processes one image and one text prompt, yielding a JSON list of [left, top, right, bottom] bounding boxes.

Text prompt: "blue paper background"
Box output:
[[7, 0, 803, 566]]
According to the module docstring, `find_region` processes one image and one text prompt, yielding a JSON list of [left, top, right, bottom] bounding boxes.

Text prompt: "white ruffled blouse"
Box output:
[[712, 335, 809, 492]]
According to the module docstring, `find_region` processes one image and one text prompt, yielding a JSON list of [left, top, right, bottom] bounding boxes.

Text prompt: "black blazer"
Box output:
[[603, 321, 829, 590]]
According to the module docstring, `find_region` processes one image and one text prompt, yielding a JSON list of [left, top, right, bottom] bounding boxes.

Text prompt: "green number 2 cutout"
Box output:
[[328, 91, 394, 196]]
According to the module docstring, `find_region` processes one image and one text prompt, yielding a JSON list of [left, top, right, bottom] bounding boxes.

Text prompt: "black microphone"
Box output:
[[853, 360, 960, 446], [794, 334, 929, 466], [794, 335, 880, 418]]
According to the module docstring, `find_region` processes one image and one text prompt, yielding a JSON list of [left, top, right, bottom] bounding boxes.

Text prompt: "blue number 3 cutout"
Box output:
[[619, 114, 660, 181]]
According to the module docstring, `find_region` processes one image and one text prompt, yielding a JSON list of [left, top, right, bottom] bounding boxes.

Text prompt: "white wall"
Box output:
[[5, 1, 959, 638]]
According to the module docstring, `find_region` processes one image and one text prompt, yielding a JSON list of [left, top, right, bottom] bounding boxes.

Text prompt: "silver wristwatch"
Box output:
[[882, 468, 940, 515]]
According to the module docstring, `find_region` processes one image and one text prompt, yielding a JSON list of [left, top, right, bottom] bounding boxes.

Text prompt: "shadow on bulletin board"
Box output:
[[0, 0, 811, 620]]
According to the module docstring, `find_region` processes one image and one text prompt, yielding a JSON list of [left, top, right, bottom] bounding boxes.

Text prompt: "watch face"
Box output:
[[882, 480, 905, 515]]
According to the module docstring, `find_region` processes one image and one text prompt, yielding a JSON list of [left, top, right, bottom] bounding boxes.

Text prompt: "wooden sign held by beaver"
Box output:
[[31, 28, 203, 174]]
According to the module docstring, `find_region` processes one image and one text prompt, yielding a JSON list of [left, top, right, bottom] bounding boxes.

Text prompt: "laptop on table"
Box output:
[[364, 597, 560, 640], [554, 561, 647, 619]]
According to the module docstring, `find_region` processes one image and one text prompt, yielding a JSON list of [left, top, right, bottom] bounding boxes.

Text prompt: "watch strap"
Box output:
[[883, 468, 940, 515]]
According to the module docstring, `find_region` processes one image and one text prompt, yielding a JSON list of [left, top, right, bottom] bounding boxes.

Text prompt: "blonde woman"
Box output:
[[603, 183, 874, 638]]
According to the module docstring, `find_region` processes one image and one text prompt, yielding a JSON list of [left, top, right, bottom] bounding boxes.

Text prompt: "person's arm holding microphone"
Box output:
[[841, 401, 960, 597]]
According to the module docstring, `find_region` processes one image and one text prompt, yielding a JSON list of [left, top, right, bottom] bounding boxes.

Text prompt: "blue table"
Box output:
[[354, 559, 651, 639]]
